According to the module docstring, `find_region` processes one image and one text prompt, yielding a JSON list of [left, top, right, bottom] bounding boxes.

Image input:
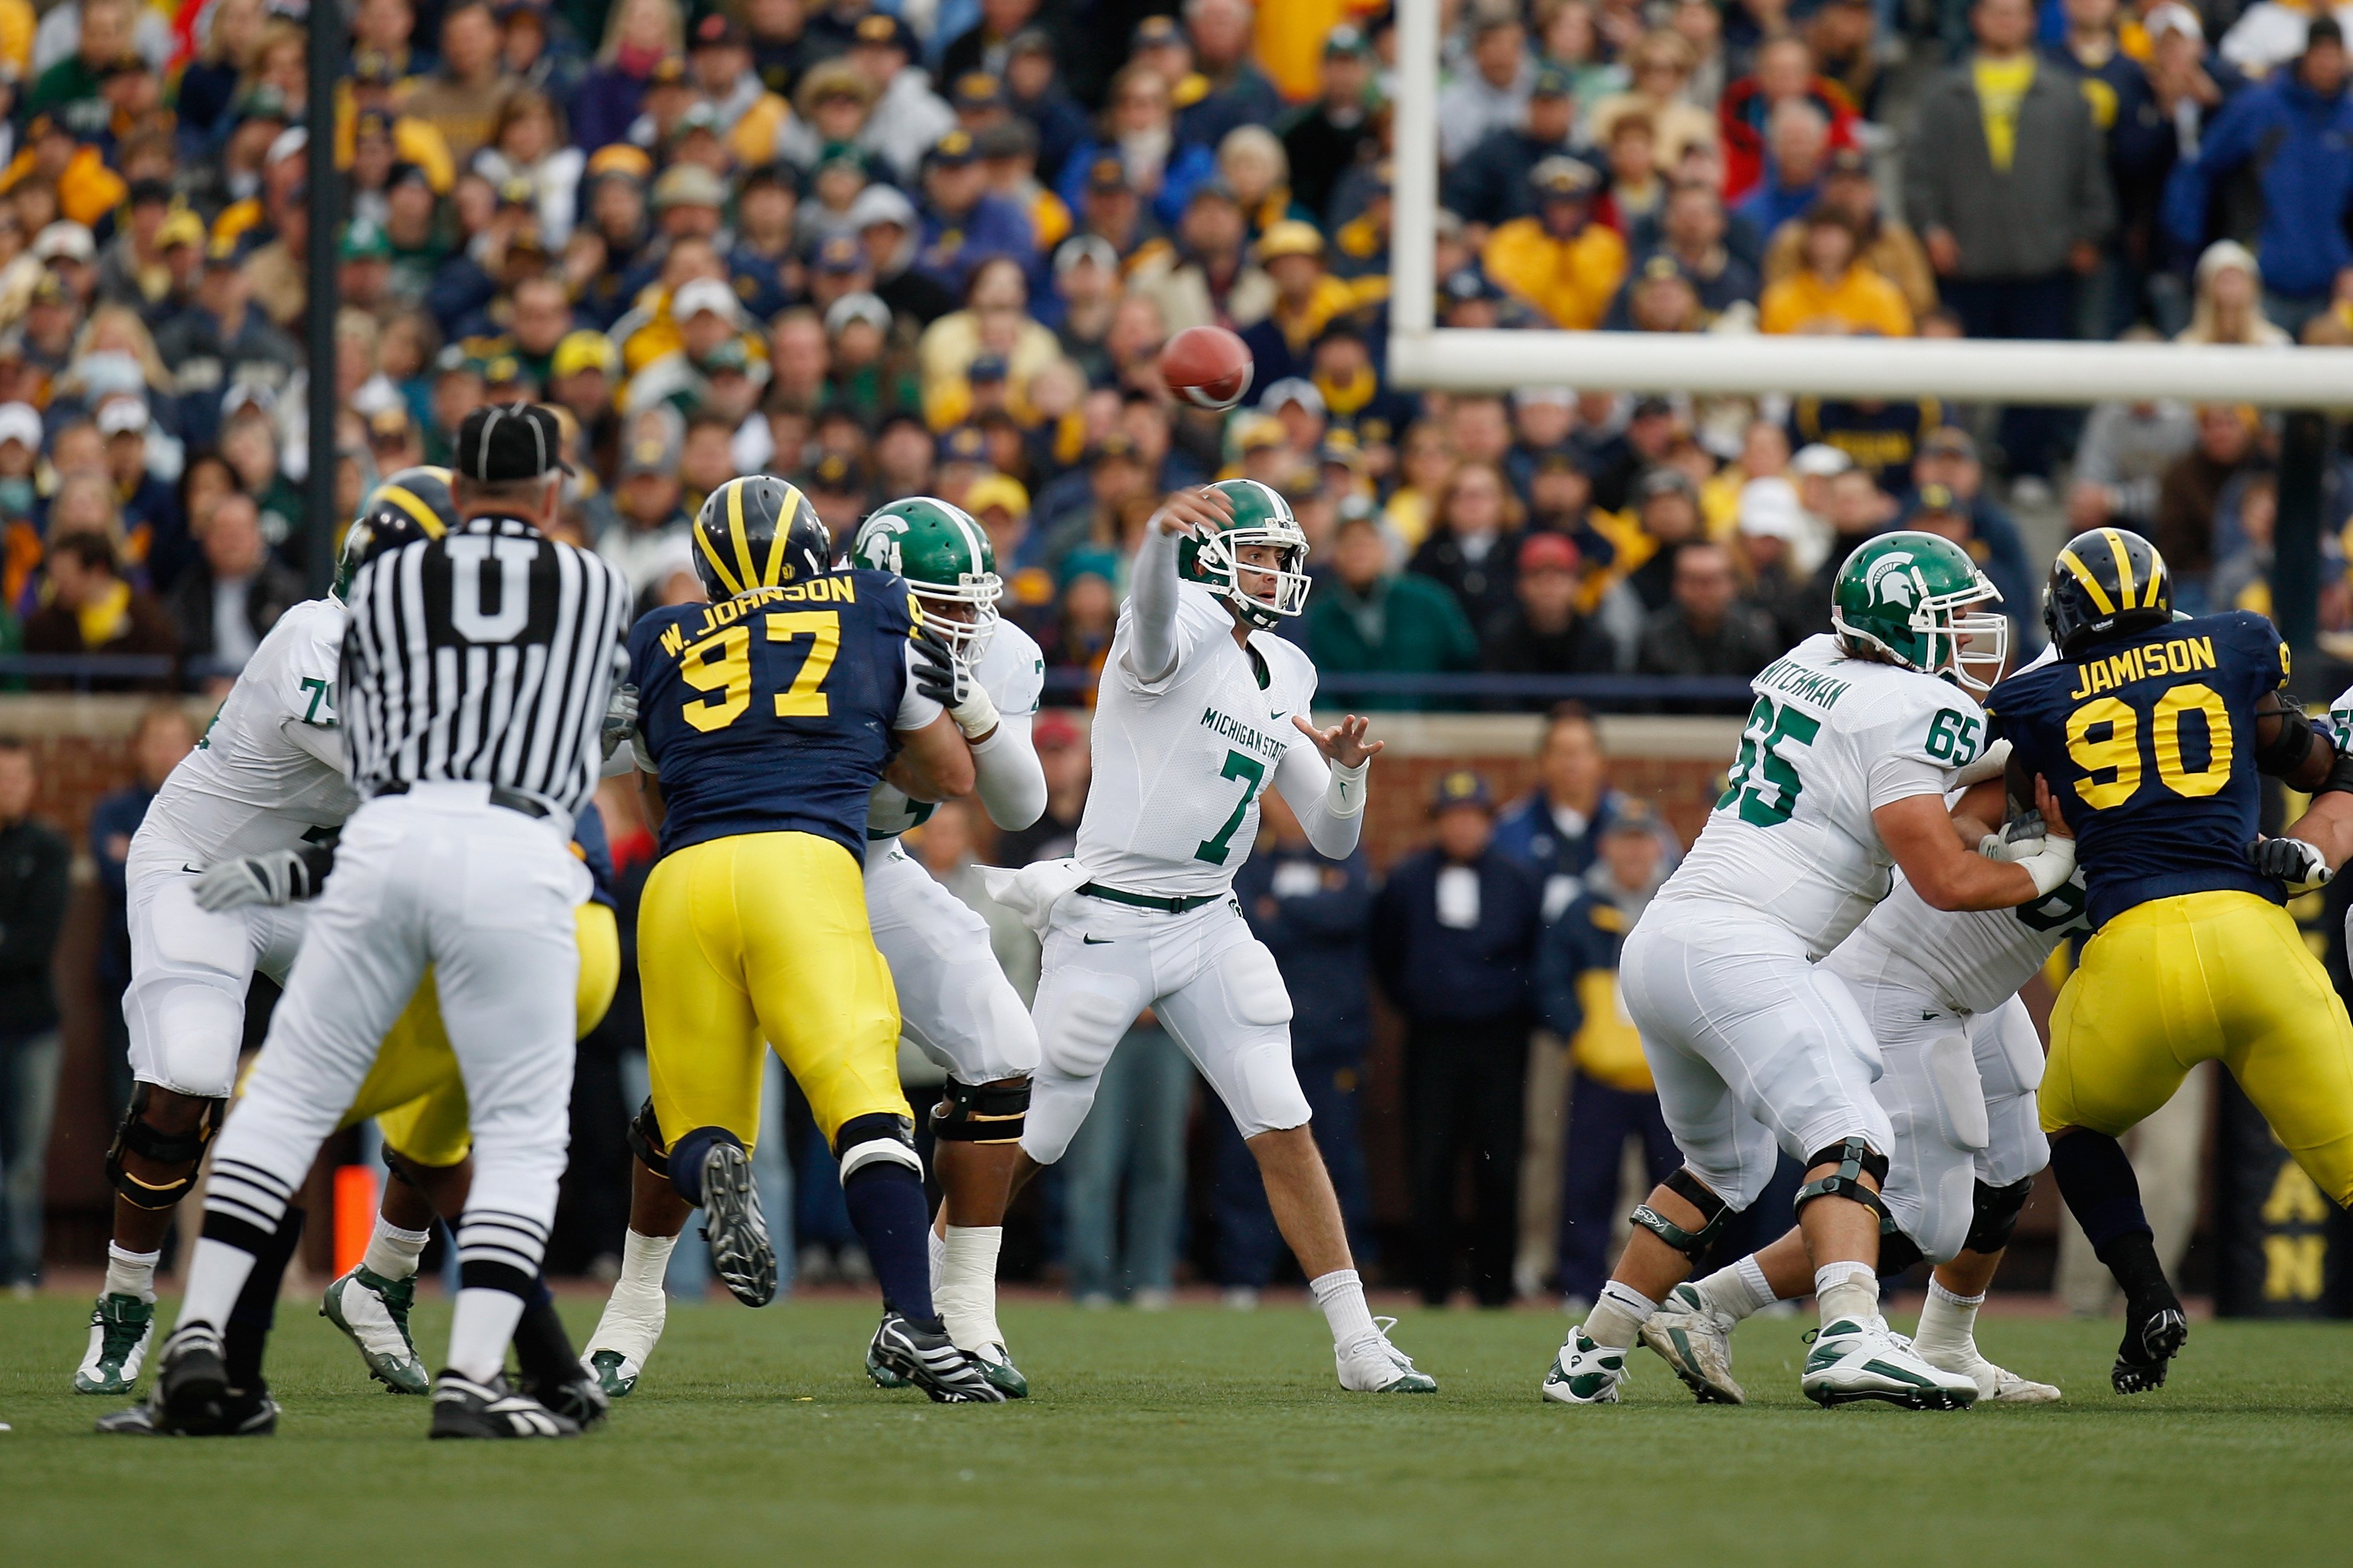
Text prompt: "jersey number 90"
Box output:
[[2064, 682, 2233, 808]]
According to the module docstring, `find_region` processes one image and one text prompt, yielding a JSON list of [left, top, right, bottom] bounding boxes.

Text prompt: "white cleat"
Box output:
[[581, 1280, 667, 1399], [1918, 1343, 2063, 1403], [1337, 1316, 1437, 1393], [1640, 1283, 1746, 1405], [1802, 1318, 1978, 1410], [1540, 1326, 1630, 1405]]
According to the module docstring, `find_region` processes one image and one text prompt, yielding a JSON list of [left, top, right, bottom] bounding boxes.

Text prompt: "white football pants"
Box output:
[[866, 840, 1039, 1085], [122, 836, 309, 1098]]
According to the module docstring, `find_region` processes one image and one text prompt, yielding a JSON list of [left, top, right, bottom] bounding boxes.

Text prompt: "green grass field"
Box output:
[[3, 1293, 2349, 1565]]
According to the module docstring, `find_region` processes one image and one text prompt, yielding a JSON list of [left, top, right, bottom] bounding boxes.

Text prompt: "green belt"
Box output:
[[1078, 881, 1222, 914]]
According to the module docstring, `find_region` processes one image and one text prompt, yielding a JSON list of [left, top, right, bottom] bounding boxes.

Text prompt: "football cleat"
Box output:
[[700, 1142, 777, 1308], [864, 1341, 912, 1390], [321, 1265, 428, 1395], [96, 1383, 278, 1437], [2112, 1301, 2188, 1395], [1916, 1342, 2063, 1404], [582, 1279, 667, 1399], [1542, 1326, 1630, 1405], [74, 1293, 155, 1395], [1641, 1283, 1747, 1405], [585, 1348, 644, 1399], [1801, 1319, 1977, 1410], [429, 1371, 582, 1439], [1337, 1316, 1437, 1393], [970, 1342, 1031, 1399], [150, 1323, 232, 1432], [527, 1371, 612, 1431], [866, 1312, 1010, 1403]]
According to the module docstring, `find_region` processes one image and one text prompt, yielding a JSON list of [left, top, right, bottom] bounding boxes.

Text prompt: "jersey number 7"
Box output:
[[679, 610, 841, 731]]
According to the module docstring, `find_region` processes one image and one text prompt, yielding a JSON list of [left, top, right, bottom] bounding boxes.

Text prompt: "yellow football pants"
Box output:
[[637, 831, 910, 1152], [2045, 889, 2353, 1205], [353, 901, 622, 1167]]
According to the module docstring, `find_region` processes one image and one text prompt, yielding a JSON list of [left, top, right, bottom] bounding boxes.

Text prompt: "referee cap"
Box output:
[[454, 402, 570, 483]]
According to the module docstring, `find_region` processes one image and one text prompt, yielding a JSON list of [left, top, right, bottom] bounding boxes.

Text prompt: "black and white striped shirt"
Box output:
[[341, 515, 630, 818]]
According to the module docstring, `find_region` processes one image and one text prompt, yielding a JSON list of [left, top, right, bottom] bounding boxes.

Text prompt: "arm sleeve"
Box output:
[[1271, 735, 1370, 860], [969, 710, 1048, 831], [1121, 523, 1186, 687], [894, 640, 948, 731]]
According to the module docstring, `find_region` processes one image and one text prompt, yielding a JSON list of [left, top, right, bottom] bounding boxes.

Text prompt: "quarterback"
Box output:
[[1546, 532, 2077, 1410], [993, 478, 1431, 1394]]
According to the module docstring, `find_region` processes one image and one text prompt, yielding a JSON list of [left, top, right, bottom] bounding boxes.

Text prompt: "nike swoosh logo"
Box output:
[[1921, 1011, 1939, 1021], [182, 864, 204, 875], [1082, 935, 1113, 944]]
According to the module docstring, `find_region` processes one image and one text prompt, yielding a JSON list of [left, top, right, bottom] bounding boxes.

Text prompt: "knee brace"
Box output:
[[1963, 1174, 2036, 1255], [1793, 1137, 1894, 1228], [105, 1085, 225, 1210], [930, 1077, 1031, 1144], [625, 1098, 670, 1180], [835, 1112, 924, 1182], [1629, 1167, 1731, 1260]]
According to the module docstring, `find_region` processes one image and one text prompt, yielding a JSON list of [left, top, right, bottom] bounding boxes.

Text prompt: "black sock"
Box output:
[[223, 1207, 305, 1391], [841, 1163, 939, 1328], [2095, 1230, 2178, 1311], [510, 1277, 577, 1391], [664, 1126, 736, 1207], [2049, 1130, 2152, 1250]]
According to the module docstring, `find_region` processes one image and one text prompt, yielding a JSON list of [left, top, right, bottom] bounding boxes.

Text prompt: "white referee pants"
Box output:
[[1619, 899, 1892, 1212], [1022, 891, 1309, 1166], [866, 840, 1039, 1085], [204, 784, 586, 1292]]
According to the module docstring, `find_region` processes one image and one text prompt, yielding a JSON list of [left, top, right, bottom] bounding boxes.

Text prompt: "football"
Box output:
[[1161, 324, 1254, 412]]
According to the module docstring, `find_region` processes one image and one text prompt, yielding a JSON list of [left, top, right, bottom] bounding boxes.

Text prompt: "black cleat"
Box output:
[[428, 1371, 582, 1439], [526, 1371, 611, 1431], [2112, 1300, 2189, 1395], [700, 1142, 777, 1307], [150, 1325, 231, 1432], [98, 1383, 279, 1436], [866, 1312, 1011, 1404]]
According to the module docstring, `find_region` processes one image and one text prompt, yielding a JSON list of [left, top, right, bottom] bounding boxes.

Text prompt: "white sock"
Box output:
[[1691, 1254, 1778, 1321], [1309, 1268, 1377, 1349], [939, 1225, 1004, 1352], [1915, 1278, 1985, 1359], [928, 1221, 949, 1296], [1814, 1261, 1879, 1329], [617, 1228, 677, 1294], [104, 1243, 161, 1304], [1583, 1280, 1659, 1351], [447, 1288, 528, 1383], [176, 1237, 259, 1335], [361, 1219, 431, 1282]]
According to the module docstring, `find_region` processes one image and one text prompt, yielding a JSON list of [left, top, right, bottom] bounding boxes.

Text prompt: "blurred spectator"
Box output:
[[915, 131, 1038, 299], [847, 14, 957, 183], [1003, 30, 1089, 188], [1372, 769, 1542, 1307], [1138, 179, 1275, 336], [1591, 29, 1717, 171], [1635, 539, 1781, 677], [1214, 789, 1375, 1302], [1168, 0, 1287, 155], [1628, 180, 1761, 313], [163, 491, 301, 682], [1493, 703, 1682, 919], [1482, 531, 1620, 681], [1719, 36, 1859, 203], [1238, 220, 1373, 387], [1906, 0, 2113, 485], [1444, 64, 1583, 232], [598, 408, 692, 598], [1412, 458, 1528, 631], [404, 0, 515, 167], [1536, 804, 1677, 1312], [2070, 377, 2198, 531], [1789, 391, 1943, 491], [2156, 405, 2267, 610], [88, 703, 191, 1119], [1761, 147, 1935, 316], [1806, 463, 1896, 618], [1734, 477, 1822, 646], [1058, 62, 1214, 230], [1731, 99, 1830, 239], [1441, 7, 1538, 165], [2167, 17, 2352, 336], [0, 736, 66, 1289], [24, 531, 175, 690], [2210, 470, 2280, 614], [2177, 240, 2293, 346], [1902, 481, 2036, 622], [1307, 513, 1479, 708], [1060, 1017, 1194, 1308], [2109, 4, 2230, 335], [1281, 26, 1380, 224], [1621, 466, 1706, 610], [1483, 158, 1627, 330], [1760, 209, 1915, 336]]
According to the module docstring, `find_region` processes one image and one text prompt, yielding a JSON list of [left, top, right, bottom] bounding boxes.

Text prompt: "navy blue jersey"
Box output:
[[570, 800, 617, 909], [1986, 610, 2289, 929], [629, 569, 924, 861]]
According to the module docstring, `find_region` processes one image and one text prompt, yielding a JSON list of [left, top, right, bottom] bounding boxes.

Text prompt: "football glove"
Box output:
[[912, 624, 999, 739], [2251, 835, 2332, 893], [192, 849, 315, 911], [600, 682, 639, 762], [1979, 812, 2047, 863]]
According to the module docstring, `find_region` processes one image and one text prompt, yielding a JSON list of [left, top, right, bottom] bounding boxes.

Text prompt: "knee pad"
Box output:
[[1793, 1137, 1894, 1228], [835, 1111, 923, 1181], [625, 1098, 670, 1179], [1963, 1175, 2036, 1255], [1629, 1166, 1732, 1260], [930, 1077, 1030, 1144], [1876, 1229, 1926, 1277], [105, 1085, 225, 1210]]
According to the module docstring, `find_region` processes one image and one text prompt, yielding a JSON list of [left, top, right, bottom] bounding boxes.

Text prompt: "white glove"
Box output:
[[601, 682, 639, 762], [1978, 812, 2046, 863], [2016, 835, 2078, 899], [192, 849, 307, 911]]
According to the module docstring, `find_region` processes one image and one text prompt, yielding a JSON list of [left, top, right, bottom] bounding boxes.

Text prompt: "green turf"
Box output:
[[3, 1294, 2350, 1565]]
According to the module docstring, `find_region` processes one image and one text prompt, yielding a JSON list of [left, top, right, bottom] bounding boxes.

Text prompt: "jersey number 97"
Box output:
[[680, 610, 841, 731]]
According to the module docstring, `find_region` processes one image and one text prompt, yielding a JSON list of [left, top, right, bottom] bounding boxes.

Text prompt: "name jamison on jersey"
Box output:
[[343, 517, 631, 821], [140, 597, 360, 861], [1657, 633, 1984, 957], [1079, 585, 1319, 897]]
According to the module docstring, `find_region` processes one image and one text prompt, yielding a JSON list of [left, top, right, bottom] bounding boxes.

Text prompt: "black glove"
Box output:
[[600, 682, 639, 762], [2251, 836, 2332, 892], [911, 622, 967, 710]]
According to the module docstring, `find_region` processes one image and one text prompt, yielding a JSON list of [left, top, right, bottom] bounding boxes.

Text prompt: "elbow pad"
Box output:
[[2254, 697, 2319, 778]]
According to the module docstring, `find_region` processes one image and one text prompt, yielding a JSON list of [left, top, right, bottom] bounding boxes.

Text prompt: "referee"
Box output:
[[141, 404, 633, 1440]]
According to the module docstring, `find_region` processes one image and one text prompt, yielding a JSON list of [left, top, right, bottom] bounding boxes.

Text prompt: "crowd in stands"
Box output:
[[0, 0, 2328, 702]]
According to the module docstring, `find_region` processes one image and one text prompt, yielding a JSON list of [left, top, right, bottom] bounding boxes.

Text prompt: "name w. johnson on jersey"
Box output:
[[1200, 705, 1288, 764], [2067, 634, 2220, 699], [654, 574, 873, 658]]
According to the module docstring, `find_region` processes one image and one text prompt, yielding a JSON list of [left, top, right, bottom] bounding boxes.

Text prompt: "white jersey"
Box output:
[[137, 597, 361, 861], [1076, 585, 1319, 897], [1828, 865, 2088, 1016], [866, 620, 1047, 843], [1655, 634, 1985, 956]]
